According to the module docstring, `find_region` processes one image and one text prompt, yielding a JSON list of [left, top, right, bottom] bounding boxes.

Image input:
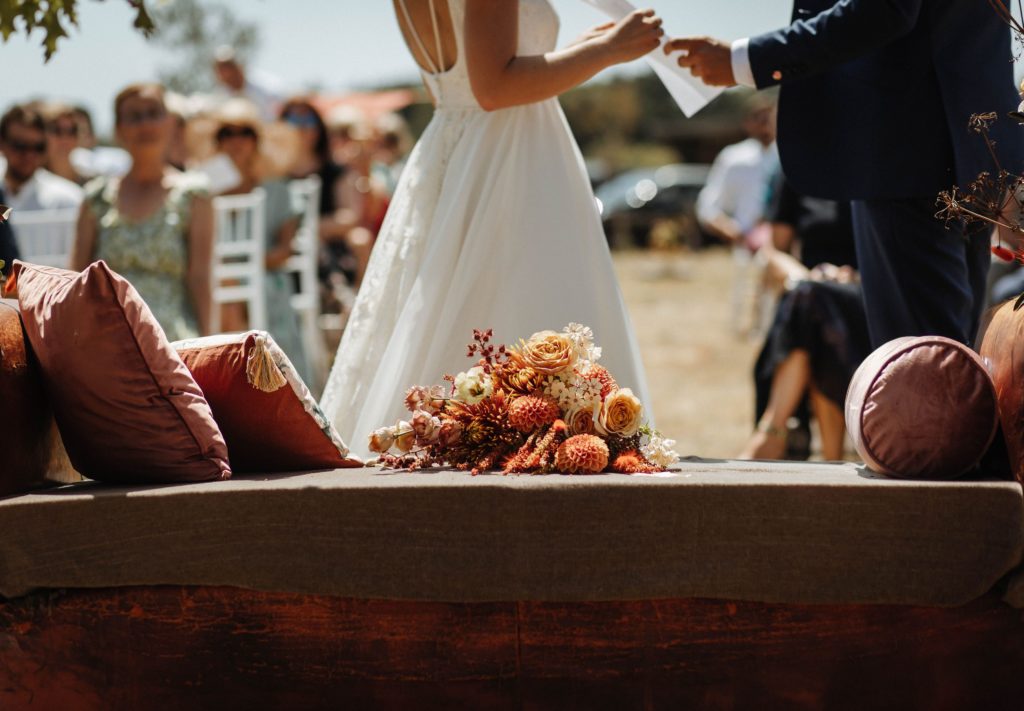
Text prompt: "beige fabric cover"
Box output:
[[0, 459, 1021, 606]]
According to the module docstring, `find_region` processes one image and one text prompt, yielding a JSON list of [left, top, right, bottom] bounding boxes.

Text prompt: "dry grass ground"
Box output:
[[613, 247, 761, 459]]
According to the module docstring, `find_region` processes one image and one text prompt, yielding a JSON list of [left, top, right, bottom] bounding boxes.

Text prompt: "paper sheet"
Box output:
[[581, 0, 722, 117]]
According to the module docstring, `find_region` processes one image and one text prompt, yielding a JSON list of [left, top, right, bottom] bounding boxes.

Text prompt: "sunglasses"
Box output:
[[118, 108, 167, 127], [6, 139, 47, 155], [48, 123, 79, 138], [283, 113, 319, 129], [216, 125, 258, 141]]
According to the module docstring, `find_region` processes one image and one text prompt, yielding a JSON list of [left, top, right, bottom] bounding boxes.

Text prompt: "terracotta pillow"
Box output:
[[977, 299, 1024, 483], [845, 336, 998, 480], [173, 331, 362, 473], [0, 299, 56, 496], [11, 260, 231, 484]]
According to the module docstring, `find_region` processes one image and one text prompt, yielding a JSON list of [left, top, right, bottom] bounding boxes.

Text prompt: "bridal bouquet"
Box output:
[[369, 324, 678, 474]]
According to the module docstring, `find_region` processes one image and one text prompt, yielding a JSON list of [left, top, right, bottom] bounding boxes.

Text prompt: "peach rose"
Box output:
[[518, 330, 577, 376], [394, 421, 416, 452], [598, 388, 643, 438], [410, 410, 441, 441], [368, 426, 396, 453], [565, 404, 598, 436]]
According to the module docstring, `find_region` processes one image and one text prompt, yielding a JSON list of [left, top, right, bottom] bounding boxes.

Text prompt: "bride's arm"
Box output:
[[464, 1, 663, 112]]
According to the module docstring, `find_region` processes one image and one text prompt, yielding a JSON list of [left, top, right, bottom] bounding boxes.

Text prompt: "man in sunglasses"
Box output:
[[0, 104, 83, 213]]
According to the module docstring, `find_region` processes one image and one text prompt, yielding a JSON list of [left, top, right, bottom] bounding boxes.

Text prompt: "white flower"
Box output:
[[643, 434, 680, 468], [563, 323, 601, 364], [454, 366, 492, 404]]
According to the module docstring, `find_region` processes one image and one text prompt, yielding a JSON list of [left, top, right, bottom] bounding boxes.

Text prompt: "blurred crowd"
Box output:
[[0, 48, 413, 390]]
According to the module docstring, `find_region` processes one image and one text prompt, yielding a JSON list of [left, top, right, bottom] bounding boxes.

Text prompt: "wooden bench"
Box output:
[[2, 460, 1022, 709]]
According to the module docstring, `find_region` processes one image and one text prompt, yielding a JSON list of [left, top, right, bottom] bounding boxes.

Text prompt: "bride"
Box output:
[[321, 0, 663, 457]]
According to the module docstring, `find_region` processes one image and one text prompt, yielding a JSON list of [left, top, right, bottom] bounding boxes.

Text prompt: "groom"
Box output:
[[665, 0, 1023, 348]]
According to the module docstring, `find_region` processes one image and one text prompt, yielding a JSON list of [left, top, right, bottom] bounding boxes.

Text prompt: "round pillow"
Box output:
[[845, 336, 998, 479]]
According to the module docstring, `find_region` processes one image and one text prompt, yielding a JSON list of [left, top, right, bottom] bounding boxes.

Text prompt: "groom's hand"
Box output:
[[664, 37, 736, 87]]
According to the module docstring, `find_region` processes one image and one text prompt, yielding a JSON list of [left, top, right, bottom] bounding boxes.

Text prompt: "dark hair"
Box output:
[[71, 105, 95, 135], [278, 97, 330, 163], [0, 104, 46, 142], [114, 83, 166, 126]]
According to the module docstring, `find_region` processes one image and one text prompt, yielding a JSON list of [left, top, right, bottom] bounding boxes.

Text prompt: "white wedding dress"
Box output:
[[321, 0, 652, 457]]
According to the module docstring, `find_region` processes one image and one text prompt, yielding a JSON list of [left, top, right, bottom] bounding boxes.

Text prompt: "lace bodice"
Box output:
[[414, 0, 560, 110]]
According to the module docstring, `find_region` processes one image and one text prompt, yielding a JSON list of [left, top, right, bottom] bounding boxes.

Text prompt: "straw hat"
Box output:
[[186, 98, 300, 179]]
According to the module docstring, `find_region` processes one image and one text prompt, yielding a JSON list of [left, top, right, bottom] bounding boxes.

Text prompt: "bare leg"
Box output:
[[739, 349, 811, 460], [809, 386, 846, 461]]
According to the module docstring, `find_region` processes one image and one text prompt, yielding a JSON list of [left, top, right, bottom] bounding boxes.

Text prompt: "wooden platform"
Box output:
[[2, 586, 1024, 710]]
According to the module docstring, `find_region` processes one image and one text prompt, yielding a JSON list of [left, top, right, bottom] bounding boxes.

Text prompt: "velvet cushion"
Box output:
[[11, 260, 231, 484], [845, 336, 998, 479], [0, 299, 56, 496], [173, 331, 362, 473]]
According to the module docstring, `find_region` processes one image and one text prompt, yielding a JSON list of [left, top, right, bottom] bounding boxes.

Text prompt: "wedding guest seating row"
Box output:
[[7, 178, 328, 390]]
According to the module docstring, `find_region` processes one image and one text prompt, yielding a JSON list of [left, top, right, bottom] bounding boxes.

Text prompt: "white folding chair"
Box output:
[[211, 189, 267, 333], [287, 175, 328, 392], [9, 208, 78, 268]]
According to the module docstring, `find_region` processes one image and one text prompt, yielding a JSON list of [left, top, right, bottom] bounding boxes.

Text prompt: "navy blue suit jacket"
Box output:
[[748, 0, 1023, 200], [0, 188, 18, 269]]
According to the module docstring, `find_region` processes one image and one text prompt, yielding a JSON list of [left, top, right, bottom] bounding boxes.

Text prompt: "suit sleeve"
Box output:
[[747, 0, 923, 88]]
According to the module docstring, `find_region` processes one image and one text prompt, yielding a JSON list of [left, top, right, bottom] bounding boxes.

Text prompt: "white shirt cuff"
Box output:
[[730, 38, 757, 88]]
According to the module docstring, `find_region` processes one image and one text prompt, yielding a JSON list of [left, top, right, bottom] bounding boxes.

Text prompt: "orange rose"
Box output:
[[598, 388, 643, 438], [566, 404, 598, 435], [517, 330, 577, 376]]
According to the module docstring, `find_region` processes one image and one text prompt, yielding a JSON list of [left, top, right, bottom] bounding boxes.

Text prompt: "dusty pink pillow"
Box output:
[[845, 336, 998, 479], [11, 260, 231, 484]]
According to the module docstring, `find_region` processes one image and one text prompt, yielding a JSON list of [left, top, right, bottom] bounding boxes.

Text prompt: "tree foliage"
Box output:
[[148, 0, 259, 94], [0, 0, 154, 61]]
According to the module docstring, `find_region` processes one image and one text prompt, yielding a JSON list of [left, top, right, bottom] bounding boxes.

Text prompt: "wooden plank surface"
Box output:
[[3, 586, 1024, 709]]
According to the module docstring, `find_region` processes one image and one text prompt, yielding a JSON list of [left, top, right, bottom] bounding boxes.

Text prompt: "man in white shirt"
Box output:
[[212, 46, 283, 123], [0, 104, 83, 214], [696, 96, 778, 246]]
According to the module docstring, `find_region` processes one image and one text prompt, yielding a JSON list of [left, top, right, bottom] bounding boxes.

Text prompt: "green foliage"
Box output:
[[149, 0, 259, 94], [0, 0, 154, 61]]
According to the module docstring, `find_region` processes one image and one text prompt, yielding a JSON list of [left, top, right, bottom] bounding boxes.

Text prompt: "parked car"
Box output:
[[595, 163, 712, 249]]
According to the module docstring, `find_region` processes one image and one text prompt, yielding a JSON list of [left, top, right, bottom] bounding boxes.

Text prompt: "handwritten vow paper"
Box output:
[[581, 0, 722, 117]]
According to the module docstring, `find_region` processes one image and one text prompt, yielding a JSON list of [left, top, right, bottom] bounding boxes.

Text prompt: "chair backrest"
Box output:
[[211, 189, 267, 333], [286, 175, 321, 312], [286, 175, 327, 391], [9, 208, 78, 268]]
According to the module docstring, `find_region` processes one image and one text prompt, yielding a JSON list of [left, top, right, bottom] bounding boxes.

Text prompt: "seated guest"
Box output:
[[213, 46, 282, 123], [0, 186, 19, 268], [280, 98, 372, 301], [72, 83, 214, 341], [0, 104, 83, 212], [212, 99, 311, 382], [740, 178, 869, 461], [41, 102, 87, 186], [68, 105, 131, 180]]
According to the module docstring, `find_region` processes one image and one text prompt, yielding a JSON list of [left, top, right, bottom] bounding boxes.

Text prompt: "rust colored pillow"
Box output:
[[845, 336, 998, 480], [11, 260, 230, 484], [0, 299, 55, 496], [173, 331, 362, 473], [978, 299, 1024, 483]]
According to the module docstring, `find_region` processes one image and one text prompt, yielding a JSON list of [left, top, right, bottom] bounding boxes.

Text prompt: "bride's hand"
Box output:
[[597, 9, 664, 65], [568, 21, 615, 49]]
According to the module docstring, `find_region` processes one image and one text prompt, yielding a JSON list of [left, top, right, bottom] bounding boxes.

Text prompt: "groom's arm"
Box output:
[[745, 0, 924, 88], [667, 0, 924, 88]]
